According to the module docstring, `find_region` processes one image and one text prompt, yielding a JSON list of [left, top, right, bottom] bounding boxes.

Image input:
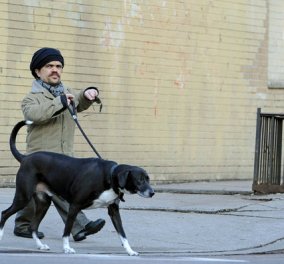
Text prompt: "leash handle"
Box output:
[[68, 100, 102, 159]]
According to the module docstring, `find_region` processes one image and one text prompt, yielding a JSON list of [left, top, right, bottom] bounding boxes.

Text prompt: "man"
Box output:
[[14, 47, 105, 242]]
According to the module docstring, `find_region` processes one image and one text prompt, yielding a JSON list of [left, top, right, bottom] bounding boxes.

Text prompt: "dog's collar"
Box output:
[[108, 164, 118, 186], [110, 164, 118, 176], [109, 164, 125, 202]]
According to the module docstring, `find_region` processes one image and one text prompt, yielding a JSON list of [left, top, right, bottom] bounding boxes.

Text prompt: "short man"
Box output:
[[14, 47, 105, 242]]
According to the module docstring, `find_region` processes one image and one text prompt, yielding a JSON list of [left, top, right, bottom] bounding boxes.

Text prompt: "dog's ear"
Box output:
[[118, 170, 129, 188]]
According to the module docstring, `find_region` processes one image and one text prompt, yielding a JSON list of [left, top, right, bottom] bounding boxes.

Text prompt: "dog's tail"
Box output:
[[10, 120, 32, 162]]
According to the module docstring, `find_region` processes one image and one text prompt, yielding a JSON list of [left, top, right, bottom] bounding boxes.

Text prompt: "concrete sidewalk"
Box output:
[[1, 180, 284, 256], [154, 180, 253, 195]]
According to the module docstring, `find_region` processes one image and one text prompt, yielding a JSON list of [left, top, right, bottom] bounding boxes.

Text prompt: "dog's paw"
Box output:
[[38, 244, 50, 251], [63, 247, 76, 254], [34, 237, 50, 251], [120, 237, 139, 256], [127, 249, 139, 256]]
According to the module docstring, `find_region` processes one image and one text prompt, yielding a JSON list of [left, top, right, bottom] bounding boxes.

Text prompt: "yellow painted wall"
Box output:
[[0, 0, 281, 186]]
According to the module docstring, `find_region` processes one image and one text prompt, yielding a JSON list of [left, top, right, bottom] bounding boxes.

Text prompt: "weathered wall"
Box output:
[[0, 0, 281, 186]]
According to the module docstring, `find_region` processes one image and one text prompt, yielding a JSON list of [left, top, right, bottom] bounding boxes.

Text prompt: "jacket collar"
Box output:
[[31, 80, 69, 99]]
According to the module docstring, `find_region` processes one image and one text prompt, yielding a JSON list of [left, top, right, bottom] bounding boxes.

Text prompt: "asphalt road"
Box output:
[[1, 252, 284, 264]]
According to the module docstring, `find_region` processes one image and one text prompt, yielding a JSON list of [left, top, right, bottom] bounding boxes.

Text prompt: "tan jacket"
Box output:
[[22, 80, 93, 156]]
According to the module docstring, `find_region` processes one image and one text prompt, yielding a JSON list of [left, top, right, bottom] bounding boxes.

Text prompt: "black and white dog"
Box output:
[[0, 120, 154, 255]]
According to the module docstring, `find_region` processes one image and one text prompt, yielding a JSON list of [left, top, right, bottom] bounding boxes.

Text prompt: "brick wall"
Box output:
[[0, 0, 281, 186]]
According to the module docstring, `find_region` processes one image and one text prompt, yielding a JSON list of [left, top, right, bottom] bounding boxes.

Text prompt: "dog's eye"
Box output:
[[138, 174, 148, 183]]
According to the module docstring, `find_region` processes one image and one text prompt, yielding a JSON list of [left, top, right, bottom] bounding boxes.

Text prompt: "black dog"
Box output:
[[0, 120, 154, 255]]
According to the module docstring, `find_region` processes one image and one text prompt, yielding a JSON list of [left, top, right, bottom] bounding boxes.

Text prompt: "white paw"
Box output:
[[38, 244, 50, 251], [128, 250, 139, 256], [64, 247, 76, 254], [120, 236, 139, 256]]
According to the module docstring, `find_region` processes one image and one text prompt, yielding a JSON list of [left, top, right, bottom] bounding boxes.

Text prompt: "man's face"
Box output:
[[35, 61, 63, 85]]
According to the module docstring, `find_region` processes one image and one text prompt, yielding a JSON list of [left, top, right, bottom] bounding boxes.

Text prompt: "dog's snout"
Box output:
[[137, 187, 155, 198]]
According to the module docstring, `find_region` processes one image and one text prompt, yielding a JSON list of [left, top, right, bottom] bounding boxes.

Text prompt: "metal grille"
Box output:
[[253, 108, 284, 193]]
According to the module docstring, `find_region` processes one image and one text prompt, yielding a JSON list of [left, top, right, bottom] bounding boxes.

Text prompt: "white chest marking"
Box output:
[[87, 189, 118, 209]]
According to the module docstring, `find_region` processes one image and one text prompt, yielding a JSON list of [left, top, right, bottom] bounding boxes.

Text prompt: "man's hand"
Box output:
[[84, 88, 98, 101], [66, 93, 75, 105]]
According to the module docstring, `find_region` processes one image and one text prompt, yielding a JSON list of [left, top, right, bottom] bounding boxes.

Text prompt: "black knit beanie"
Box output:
[[30, 47, 64, 79]]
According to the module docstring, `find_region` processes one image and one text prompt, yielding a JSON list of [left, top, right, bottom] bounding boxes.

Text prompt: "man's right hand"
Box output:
[[65, 93, 75, 105], [60, 93, 75, 108]]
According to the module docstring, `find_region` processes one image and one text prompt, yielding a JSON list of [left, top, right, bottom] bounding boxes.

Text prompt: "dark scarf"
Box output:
[[37, 80, 64, 97]]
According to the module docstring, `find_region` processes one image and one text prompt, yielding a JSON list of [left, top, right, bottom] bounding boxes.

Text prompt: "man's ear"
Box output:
[[35, 69, 40, 78], [118, 170, 129, 188]]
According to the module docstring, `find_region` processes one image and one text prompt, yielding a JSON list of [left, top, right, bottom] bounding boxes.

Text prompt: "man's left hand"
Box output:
[[84, 88, 98, 101]]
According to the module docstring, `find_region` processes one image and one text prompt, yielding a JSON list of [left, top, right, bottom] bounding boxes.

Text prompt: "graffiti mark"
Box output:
[[153, 78, 160, 117], [174, 72, 185, 91], [100, 17, 125, 49]]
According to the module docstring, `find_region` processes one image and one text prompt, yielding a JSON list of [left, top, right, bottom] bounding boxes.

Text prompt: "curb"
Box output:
[[154, 187, 253, 196]]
